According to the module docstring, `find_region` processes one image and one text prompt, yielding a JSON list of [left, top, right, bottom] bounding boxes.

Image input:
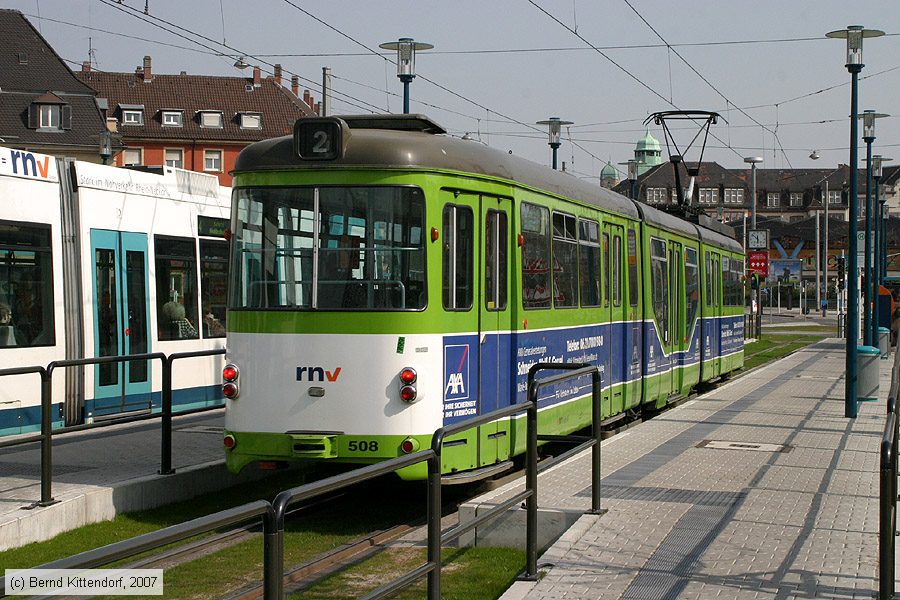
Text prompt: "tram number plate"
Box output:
[[348, 440, 379, 452]]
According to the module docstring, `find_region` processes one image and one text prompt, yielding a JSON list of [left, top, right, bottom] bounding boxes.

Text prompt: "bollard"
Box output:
[[857, 345, 880, 401], [878, 327, 890, 359]]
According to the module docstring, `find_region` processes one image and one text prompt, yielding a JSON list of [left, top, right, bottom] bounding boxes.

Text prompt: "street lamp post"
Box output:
[[99, 129, 112, 165], [536, 117, 574, 170], [744, 156, 763, 337], [619, 159, 638, 199], [744, 157, 763, 229], [860, 110, 888, 346], [872, 155, 892, 338], [827, 25, 884, 418], [379, 38, 433, 114]]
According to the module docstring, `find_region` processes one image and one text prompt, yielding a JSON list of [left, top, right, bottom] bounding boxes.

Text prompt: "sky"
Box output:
[[6, 0, 900, 182]]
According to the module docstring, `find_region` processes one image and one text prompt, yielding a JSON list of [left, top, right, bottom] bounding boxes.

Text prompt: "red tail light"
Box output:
[[400, 385, 417, 403], [223, 364, 239, 382], [223, 382, 239, 399], [223, 434, 236, 449], [400, 438, 417, 454], [399, 367, 417, 385]]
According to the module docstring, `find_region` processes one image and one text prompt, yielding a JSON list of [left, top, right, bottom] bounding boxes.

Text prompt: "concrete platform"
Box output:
[[0, 410, 267, 550], [459, 339, 895, 599]]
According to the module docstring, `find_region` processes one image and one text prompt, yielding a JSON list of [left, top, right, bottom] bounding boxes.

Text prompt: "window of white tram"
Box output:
[[230, 186, 426, 310], [0, 220, 55, 347]]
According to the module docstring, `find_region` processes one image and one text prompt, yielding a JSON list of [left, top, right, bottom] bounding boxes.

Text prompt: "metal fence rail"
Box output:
[[7, 362, 603, 599], [0, 348, 226, 506], [879, 344, 900, 599]]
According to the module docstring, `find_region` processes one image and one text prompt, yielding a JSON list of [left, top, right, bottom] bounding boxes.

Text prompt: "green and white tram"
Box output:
[[222, 115, 744, 479]]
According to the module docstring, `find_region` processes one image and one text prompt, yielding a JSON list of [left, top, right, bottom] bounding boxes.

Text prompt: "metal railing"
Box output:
[[4, 362, 603, 599], [879, 344, 900, 599], [0, 348, 226, 506]]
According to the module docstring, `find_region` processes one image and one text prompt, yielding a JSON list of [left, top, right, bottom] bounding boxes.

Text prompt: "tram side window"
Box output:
[[442, 205, 474, 310], [199, 239, 228, 337], [612, 235, 622, 307], [627, 229, 639, 307], [0, 220, 55, 347], [602, 233, 610, 307], [155, 236, 199, 340], [552, 211, 577, 308], [578, 219, 600, 307], [705, 251, 712, 306], [650, 238, 669, 344], [484, 209, 508, 311], [685, 247, 700, 333], [521, 203, 550, 309]]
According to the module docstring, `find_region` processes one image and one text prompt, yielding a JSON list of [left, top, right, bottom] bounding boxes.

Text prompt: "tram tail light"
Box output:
[[223, 364, 239, 382], [223, 363, 240, 399], [399, 385, 417, 403], [400, 437, 419, 454], [223, 434, 236, 449], [399, 367, 417, 385]]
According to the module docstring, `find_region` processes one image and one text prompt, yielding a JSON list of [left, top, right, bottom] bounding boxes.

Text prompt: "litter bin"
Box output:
[[857, 345, 880, 401], [878, 327, 890, 358]]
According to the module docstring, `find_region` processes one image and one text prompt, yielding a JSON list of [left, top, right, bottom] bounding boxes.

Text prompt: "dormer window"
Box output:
[[27, 94, 71, 132], [239, 112, 262, 130], [161, 110, 183, 127], [119, 104, 145, 126], [199, 111, 224, 129]]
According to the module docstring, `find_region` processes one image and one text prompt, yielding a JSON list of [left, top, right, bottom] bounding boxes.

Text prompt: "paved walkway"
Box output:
[[0, 409, 268, 550], [488, 339, 894, 599]]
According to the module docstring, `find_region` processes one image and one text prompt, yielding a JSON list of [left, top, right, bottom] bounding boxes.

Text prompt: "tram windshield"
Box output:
[[230, 186, 426, 310]]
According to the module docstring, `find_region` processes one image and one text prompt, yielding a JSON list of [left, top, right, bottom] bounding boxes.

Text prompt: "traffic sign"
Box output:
[[748, 251, 769, 277]]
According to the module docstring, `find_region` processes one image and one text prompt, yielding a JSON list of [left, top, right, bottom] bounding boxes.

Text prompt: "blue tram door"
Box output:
[[479, 196, 513, 465], [90, 230, 152, 418]]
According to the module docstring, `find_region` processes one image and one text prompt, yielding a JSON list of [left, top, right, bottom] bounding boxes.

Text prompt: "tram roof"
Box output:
[[234, 114, 640, 219], [634, 200, 742, 253]]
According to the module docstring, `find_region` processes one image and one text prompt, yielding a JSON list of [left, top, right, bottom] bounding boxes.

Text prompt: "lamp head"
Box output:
[[809, 150, 820, 160], [536, 117, 574, 146], [826, 25, 884, 66], [379, 38, 433, 79]]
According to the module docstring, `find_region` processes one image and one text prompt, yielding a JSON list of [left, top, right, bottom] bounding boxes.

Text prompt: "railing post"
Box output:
[[525, 381, 539, 579], [589, 370, 603, 515], [160, 356, 174, 475], [39, 367, 55, 506], [263, 504, 283, 600], [427, 445, 442, 600]]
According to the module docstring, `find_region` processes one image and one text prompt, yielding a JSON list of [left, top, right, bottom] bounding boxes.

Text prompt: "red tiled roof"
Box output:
[[77, 68, 315, 143]]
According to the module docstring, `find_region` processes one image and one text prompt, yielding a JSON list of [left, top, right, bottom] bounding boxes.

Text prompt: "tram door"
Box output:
[[90, 230, 152, 417], [478, 196, 513, 466], [669, 242, 685, 396]]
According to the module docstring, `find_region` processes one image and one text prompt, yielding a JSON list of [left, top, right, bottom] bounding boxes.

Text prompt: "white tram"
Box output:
[[0, 145, 230, 435]]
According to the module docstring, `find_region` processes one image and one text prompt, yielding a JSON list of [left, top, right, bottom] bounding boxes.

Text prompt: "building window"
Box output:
[[828, 190, 842, 205], [122, 110, 143, 126], [122, 148, 142, 166], [767, 193, 780, 208], [203, 149, 222, 172], [647, 188, 667, 204], [699, 188, 719, 204], [239, 113, 262, 129], [162, 111, 183, 127], [199, 111, 224, 128], [724, 188, 744, 204], [164, 149, 183, 168], [790, 192, 803, 207], [40, 105, 60, 129]]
